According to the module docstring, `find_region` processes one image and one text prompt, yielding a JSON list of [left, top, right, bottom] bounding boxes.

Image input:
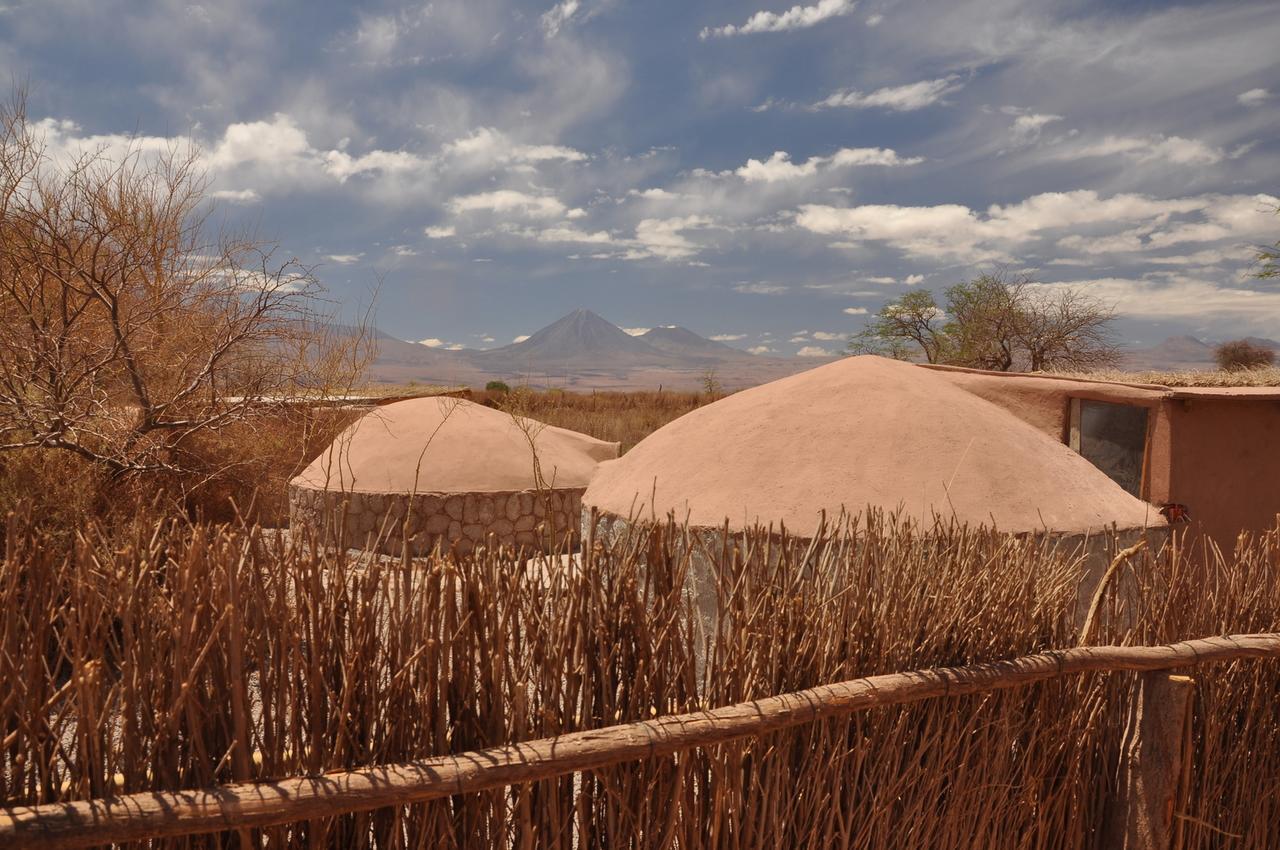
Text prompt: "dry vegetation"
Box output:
[[0, 90, 370, 535], [1050, 367, 1280, 387], [2, 508, 1278, 848], [474, 386, 711, 452]]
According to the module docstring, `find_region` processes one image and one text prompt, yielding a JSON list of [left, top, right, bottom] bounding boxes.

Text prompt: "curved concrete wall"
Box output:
[[290, 484, 583, 556]]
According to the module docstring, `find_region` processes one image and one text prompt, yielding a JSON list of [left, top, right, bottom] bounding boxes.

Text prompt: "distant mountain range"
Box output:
[[365, 309, 827, 390], [364, 311, 1280, 390], [1121, 335, 1280, 371]]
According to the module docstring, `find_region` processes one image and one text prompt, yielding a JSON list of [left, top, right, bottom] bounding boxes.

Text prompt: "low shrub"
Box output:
[[1215, 339, 1276, 372]]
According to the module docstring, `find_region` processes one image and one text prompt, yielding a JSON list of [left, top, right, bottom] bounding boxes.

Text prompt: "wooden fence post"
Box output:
[[1102, 671, 1195, 850]]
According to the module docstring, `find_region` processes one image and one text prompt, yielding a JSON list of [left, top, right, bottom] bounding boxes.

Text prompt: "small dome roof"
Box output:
[[293, 398, 618, 494], [584, 356, 1163, 537]]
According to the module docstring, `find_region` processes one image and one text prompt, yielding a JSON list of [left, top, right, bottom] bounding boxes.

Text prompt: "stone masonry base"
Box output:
[[289, 485, 584, 556]]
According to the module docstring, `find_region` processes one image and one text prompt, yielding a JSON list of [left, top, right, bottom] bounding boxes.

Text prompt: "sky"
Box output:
[[1, 0, 1278, 357]]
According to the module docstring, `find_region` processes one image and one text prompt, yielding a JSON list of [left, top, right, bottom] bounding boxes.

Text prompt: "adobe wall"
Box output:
[[1165, 399, 1280, 551], [928, 369, 1179, 507], [289, 485, 584, 556]]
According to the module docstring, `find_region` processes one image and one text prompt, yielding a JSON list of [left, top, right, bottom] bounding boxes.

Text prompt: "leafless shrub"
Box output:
[[1214, 339, 1276, 372]]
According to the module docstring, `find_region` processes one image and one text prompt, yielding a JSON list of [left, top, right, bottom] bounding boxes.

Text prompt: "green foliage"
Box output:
[[848, 271, 1118, 372], [846, 290, 949, 362], [485, 380, 511, 393]]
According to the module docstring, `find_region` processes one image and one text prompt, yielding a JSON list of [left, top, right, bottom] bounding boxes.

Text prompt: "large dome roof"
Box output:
[[293, 398, 618, 494], [584, 356, 1163, 537]]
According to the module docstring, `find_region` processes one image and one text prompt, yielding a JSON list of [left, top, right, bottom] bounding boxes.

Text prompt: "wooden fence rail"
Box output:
[[3, 633, 1278, 850]]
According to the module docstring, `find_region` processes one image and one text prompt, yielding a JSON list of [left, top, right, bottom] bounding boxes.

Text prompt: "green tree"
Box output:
[[847, 271, 1119, 372], [846, 290, 950, 363]]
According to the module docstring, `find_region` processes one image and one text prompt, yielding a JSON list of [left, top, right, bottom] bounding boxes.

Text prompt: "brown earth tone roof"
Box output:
[[585, 356, 1165, 537], [293, 398, 619, 494]]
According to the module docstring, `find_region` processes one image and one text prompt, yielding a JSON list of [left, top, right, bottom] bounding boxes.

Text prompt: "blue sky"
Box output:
[[2, 0, 1278, 356]]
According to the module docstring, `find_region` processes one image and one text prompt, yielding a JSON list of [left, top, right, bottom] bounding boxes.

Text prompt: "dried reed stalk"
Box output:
[[1, 510, 1277, 848]]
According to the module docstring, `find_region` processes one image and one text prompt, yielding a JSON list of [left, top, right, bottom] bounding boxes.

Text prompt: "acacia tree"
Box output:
[[0, 93, 371, 488], [847, 271, 1119, 372], [846, 289, 950, 363]]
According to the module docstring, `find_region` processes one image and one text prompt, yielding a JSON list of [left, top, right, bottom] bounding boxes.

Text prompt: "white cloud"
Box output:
[[392, 245, 419, 256], [1036, 276, 1280, 326], [865, 12, 882, 26], [811, 331, 843, 340], [206, 114, 429, 184], [323, 147, 424, 181], [710, 333, 747, 341], [843, 307, 869, 315], [448, 190, 568, 219], [816, 77, 962, 111], [41, 112, 415, 198], [748, 345, 775, 354], [734, 282, 790, 295], [324, 253, 363, 264], [624, 215, 714, 261], [210, 188, 261, 203], [629, 187, 679, 200], [1067, 134, 1224, 166], [796, 345, 833, 357], [424, 225, 456, 238], [442, 127, 587, 165], [502, 223, 616, 245], [905, 274, 925, 285], [1009, 111, 1063, 143], [512, 334, 531, 343], [735, 147, 921, 182], [621, 327, 651, 336], [795, 190, 1274, 264], [419, 338, 446, 347], [1238, 88, 1269, 107], [701, 0, 858, 39], [541, 0, 580, 36]]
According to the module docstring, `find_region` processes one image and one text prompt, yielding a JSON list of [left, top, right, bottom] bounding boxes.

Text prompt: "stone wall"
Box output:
[[289, 485, 584, 556]]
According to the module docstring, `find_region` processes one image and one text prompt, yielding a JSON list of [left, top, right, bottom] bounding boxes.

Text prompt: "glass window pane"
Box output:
[[1077, 400, 1148, 497]]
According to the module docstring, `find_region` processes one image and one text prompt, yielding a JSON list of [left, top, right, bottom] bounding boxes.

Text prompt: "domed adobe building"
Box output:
[[585, 355, 1164, 540], [290, 397, 619, 555], [584, 356, 1167, 632]]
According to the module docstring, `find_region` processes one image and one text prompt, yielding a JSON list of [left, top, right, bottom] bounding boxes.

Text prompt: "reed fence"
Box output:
[[3, 635, 1279, 849], [3, 512, 1279, 848]]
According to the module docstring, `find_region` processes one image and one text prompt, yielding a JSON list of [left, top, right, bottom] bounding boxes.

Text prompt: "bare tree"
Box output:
[[0, 92, 371, 488], [1016, 284, 1120, 371]]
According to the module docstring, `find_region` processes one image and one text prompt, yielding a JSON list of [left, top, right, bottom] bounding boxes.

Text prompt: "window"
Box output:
[[1068, 399, 1149, 497]]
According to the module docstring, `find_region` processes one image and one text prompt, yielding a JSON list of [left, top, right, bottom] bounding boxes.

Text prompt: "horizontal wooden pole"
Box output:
[[3, 633, 1278, 849]]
